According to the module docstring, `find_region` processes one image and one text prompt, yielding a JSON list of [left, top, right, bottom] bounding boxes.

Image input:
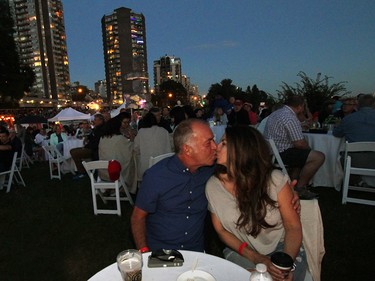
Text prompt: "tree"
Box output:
[[0, 1, 35, 105], [157, 80, 188, 106], [206, 79, 241, 104], [277, 71, 350, 114]]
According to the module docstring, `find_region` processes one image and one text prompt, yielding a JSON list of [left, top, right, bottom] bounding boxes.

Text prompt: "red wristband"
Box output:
[[238, 242, 248, 256], [139, 246, 149, 253]]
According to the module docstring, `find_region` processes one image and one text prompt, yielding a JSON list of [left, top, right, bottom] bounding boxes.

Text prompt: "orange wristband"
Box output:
[[238, 242, 248, 256]]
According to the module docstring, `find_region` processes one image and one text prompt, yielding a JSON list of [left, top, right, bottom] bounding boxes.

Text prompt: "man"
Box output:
[[227, 99, 250, 126], [333, 94, 375, 186], [131, 119, 300, 252], [9, 128, 22, 157], [70, 114, 105, 180], [264, 95, 325, 199], [131, 119, 217, 252]]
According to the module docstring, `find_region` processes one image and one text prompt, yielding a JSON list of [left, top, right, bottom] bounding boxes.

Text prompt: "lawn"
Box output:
[[0, 162, 374, 280]]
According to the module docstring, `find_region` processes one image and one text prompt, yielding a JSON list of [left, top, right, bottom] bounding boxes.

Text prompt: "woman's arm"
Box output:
[[277, 182, 303, 259]]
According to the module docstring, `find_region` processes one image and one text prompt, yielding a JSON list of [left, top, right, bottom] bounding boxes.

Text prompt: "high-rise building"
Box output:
[[153, 55, 182, 93], [102, 7, 149, 103], [8, 0, 70, 100]]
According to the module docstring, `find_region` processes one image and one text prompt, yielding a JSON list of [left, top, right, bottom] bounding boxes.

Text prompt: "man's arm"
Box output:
[[130, 206, 149, 249], [0, 144, 12, 151]]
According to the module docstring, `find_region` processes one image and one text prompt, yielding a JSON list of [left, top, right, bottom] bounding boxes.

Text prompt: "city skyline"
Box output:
[[63, 0, 375, 96]]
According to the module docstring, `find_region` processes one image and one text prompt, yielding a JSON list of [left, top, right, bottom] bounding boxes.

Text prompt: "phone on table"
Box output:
[[147, 249, 184, 268]]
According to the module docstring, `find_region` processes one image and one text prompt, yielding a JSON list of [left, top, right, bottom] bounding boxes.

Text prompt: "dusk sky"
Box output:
[[63, 0, 375, 96]]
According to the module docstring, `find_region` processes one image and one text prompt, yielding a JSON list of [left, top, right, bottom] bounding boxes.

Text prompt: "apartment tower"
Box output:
[[102, 7, 149, 103], [153, 55, 182, 94], [8, 0, 70, 100]]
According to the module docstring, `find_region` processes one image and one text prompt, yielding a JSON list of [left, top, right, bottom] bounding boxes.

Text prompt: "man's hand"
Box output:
[[289, 179, 301, 214]]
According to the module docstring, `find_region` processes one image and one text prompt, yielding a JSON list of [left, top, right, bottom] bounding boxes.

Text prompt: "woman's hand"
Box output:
[[253, 255, 286, 281]]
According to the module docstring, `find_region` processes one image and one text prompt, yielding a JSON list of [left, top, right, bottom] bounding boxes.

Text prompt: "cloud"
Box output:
[[189, 40, 239, 49]]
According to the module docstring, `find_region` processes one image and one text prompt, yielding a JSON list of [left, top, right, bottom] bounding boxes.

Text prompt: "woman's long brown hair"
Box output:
[[215, 126, 277, 237]]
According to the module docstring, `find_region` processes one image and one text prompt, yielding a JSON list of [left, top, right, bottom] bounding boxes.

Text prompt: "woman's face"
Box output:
[[121, 118, 130, 128], [216, 134, 228, 167]]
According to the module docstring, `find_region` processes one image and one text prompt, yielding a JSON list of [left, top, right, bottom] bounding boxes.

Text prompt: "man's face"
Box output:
[[187, 123, 217, 167], [94, 117, 103, 127], [0, 132, 9, 144]]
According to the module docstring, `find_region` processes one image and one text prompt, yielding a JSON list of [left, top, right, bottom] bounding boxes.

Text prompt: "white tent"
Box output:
[[110, 102, 126, 118], [48, 107, 91, 122]]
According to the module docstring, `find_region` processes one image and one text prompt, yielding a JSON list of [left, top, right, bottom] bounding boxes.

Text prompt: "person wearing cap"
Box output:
[[243, 102, 258, 126], [228, 99, 250, 126]]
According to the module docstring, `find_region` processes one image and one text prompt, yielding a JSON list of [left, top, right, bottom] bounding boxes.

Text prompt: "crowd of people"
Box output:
[[1, 93, 375, 280]]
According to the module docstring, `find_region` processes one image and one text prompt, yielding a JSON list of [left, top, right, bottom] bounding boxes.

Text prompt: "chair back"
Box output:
[[149, 152, 175, 168], [265, 139, 288, 175], [82, 160, 134, 216], [342, 141, 375, 206], [0, 152, 18, 193]]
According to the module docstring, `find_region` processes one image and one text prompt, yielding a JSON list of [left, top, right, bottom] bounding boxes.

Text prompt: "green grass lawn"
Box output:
[[0, 162, 374, 280]]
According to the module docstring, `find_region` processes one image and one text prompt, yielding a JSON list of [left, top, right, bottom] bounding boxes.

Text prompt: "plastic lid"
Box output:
[[255, 263, 267, 273], [271, 251, 293, 268]]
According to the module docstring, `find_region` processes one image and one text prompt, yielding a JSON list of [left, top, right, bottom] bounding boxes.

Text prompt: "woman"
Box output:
[[206, 126, 306, 281], [98, 112, 138, 194], [213, 106, 228, 125], [49, 125, 67, 154], [119, 111, 137, 141], [134, 112, 172, 181]]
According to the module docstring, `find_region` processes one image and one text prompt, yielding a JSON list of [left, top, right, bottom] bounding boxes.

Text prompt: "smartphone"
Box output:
[[147, 249, 184, 268]]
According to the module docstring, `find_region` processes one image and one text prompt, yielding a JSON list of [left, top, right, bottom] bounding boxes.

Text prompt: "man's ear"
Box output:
[[182, 143, 191, 156]]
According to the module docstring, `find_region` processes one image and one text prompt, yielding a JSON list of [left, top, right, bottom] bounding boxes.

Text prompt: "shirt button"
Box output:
[[189, 191, 192, 194], [181, 245, 184, 248], [185, 232, 188, 235], [186, 216, 189, 219], [188, 206, 191, 209]]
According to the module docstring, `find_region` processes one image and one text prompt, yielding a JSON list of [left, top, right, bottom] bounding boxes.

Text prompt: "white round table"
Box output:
[[88, 250, 251, 281]]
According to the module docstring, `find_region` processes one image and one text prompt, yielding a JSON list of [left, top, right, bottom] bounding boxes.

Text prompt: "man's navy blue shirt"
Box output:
[[135, 155, 214, 252]]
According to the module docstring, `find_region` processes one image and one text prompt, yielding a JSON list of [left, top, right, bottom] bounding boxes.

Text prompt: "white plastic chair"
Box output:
[[265, 139, 288, 175], [82, 160, 134, 216], [342, 141, 375, 206], [149, 152, 175, 168], [43, 145, 75, 180], [0, 152, 21, 193], [16, 143, 33, 171]]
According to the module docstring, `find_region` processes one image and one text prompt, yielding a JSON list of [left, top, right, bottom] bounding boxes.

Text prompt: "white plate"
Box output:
[[177, 269, 216, 281]]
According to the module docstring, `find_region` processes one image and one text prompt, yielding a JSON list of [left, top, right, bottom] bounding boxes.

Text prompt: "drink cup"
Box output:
[[117, 249, 142, 281], [270, 251, 293, 278]]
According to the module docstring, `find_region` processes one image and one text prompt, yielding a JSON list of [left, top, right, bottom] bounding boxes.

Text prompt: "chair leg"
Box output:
[[115, 187, 121, 216]]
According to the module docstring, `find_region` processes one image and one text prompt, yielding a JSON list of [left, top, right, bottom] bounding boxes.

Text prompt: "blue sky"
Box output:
[[63, 0, 375, 96]]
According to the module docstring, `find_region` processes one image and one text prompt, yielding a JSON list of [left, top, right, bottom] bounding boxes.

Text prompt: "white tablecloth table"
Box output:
[[88, 250, 250, 281], [210, 125, 226, 143], [304, 133, 345, 190], [62, 138, 84, 172]]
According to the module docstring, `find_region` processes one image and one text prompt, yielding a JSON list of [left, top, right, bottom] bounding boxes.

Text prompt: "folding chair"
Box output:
[[0, 152, 19, 193], [265, 139, 288, 175], [342, 141, 375, 206], [43, 145, 75, 180], [149, 152, 175, 168], [82, 160, 134, 216], [16, 143, 32, 171]]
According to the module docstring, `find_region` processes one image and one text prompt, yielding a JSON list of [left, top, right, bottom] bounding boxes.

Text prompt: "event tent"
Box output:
[[48, 107, 90, 122]]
